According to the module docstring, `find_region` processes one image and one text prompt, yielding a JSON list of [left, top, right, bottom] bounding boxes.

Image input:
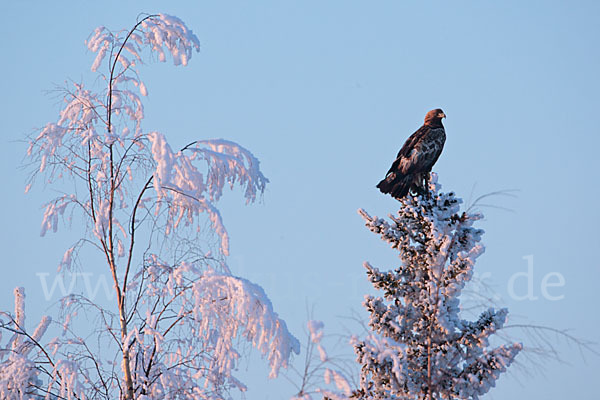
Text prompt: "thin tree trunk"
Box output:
[[104, 18, 156, 398], [427, 334, 432, 400]]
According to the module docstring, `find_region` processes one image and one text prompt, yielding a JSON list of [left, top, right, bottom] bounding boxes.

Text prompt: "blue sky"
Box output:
[[1, 1, 599, 399]]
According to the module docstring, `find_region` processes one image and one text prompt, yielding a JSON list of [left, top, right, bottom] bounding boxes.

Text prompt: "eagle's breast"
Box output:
[[426, 128, 445, 153], [420, 127, 446, 169], [428, 127, 446, 145]]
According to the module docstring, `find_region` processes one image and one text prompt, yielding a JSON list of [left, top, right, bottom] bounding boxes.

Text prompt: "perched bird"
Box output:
[[377, 108, 446, 199]]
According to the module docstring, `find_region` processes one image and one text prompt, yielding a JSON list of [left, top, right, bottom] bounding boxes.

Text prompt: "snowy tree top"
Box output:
[[354, 174, 521, 400]]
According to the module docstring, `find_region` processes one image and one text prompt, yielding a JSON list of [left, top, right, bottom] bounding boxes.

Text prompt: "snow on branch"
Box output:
[[192, 272, 300, 379], [0, 288, 55, 399], [287, 320, 357, 400], [148, 133, 268, 255], [125, 258, 300, 396], [192, 139, 268, 204], [86, 13, 200, 73]]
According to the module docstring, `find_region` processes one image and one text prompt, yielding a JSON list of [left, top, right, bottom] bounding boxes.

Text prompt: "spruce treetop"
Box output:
[[355, 174, 521, 400]]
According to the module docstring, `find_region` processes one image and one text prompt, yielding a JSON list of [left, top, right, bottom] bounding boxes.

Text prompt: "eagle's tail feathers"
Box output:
[[377, 173, 412, 200], [391, 180, 411, 199], [376, 175, 393, 193]]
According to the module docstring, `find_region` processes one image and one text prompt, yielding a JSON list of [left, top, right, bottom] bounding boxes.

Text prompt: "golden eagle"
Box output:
[[377, 109, 446, 199]]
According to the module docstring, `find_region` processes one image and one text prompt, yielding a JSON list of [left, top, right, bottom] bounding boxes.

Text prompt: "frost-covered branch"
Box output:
[[286, 320, 356, 400]]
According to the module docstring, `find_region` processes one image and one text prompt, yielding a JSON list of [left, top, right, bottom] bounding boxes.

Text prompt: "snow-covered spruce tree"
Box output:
[[354, 175, 521, 400], [0, 14, 299, 399]]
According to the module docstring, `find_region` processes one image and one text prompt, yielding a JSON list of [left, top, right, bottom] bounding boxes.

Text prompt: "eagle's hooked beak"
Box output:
[[438, 112, 446, 119]]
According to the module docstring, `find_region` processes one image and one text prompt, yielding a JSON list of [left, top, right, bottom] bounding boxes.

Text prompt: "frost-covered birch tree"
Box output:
[[353, 175, 521, 400], [0, 14, 299, 400]]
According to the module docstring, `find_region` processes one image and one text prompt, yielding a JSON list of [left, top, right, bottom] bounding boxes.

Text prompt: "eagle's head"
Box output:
[[424, 108, 446, 127]]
